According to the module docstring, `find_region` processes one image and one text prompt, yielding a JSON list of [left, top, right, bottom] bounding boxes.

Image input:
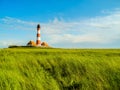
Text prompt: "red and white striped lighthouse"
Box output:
[[36, 24, 41, 46]]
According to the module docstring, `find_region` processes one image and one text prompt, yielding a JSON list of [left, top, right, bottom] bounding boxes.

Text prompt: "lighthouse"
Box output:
[[26, 24, 49, 47], [36, 24, 41, 46]]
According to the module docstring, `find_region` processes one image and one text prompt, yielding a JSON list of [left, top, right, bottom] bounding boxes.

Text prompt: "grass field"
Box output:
[[0, 48, 120, 90]]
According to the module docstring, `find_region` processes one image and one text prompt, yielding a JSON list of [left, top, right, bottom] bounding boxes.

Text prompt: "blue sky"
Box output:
[[0, 0, 120, 48]]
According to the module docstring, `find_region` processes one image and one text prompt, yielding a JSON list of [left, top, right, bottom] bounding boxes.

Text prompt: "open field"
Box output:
[[0, 48, 120, 90]]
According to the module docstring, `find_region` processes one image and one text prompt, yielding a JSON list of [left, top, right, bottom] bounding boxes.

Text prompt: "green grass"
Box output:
[[0, 48, 120, 90]]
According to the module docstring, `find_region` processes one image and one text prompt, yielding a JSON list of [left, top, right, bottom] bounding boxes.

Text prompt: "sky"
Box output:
[[0, 0, 120, 48]]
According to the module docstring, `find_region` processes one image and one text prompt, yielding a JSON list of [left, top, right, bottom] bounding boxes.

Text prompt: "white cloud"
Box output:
[[0, 40, 25, 48], [0, 9, 120, 48], [1, 16, 37, 26], [41, 10, 120, 46]]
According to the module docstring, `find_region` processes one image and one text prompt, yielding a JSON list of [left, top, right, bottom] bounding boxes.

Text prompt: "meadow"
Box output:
[[0, 48, 120, 90]]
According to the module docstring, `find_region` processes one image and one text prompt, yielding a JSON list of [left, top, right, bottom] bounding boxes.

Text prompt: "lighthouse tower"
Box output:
[[36, 24, 41, 46]]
